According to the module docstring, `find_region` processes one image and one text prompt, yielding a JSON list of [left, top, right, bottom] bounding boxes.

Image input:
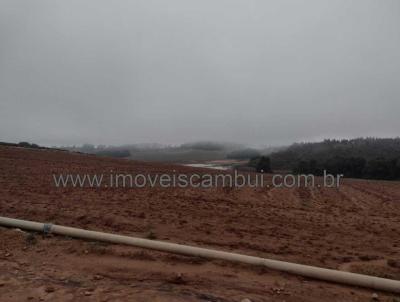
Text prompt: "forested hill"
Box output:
[[270, 138, 400, 171]]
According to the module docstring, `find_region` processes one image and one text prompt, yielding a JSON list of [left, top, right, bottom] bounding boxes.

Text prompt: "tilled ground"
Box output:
[[0, 146, 400, 301]]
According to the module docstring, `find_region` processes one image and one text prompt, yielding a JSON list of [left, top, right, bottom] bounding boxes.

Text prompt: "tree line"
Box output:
[[269, 137, 400, 171], [248, 138, 400, 180], [248, 155, 400, 180], [293, 156, 400, 180]]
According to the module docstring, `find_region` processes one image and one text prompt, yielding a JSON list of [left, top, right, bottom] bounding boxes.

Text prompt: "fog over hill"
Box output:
[[63, 141, 283, 162]]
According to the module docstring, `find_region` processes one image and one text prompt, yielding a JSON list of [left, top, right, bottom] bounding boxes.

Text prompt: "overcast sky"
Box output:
[[1, 0, 399, 147]]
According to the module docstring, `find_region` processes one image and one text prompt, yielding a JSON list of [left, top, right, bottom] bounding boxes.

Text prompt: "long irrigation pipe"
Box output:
[[1, 216, 399, 293]]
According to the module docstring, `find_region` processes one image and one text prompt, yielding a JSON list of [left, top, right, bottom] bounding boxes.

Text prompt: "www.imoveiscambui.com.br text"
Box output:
[[53, 170, 343, 189]]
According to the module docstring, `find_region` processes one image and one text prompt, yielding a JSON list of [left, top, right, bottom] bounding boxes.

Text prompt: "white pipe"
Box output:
[[1, 216, 399, 293]]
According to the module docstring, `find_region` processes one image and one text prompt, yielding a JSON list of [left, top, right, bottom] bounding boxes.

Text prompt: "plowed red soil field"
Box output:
[[1, 146, 400, 301]]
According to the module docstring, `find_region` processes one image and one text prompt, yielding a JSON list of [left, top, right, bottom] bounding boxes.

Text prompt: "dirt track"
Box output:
[[1, 146, 400, 301]]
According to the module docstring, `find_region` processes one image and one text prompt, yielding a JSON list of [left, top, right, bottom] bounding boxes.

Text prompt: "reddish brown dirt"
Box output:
[[0, 146, 400, 301]]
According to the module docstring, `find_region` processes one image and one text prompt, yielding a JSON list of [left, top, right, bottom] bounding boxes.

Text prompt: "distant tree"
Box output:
[[18, 142, 40, 149], [256, 156, 272, 173], [293, 159, 323, 175], [293, 160, 309, 174], [18, 141, 31, 148], [248, 156, 260, 168], [323, 156, 366, 178], [364, 158, 400, 180]]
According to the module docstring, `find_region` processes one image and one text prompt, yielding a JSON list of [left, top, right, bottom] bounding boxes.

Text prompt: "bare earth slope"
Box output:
[[0, 146, 400, 301]]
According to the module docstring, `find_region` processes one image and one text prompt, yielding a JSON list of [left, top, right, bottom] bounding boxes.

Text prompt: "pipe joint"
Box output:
[[43, 223, 53, 235]]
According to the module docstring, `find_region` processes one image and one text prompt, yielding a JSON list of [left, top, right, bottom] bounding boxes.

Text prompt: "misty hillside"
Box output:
[[65, 142, 242, 162], [64, 142, 284, 163], [270, 138, 400, 170]]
